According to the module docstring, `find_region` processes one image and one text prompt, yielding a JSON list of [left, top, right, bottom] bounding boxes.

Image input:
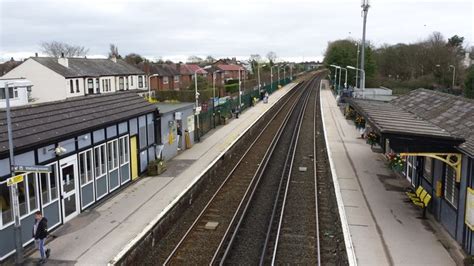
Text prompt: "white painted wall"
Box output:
[[2, 59, 66, 103], [0, 86, 29, 108]]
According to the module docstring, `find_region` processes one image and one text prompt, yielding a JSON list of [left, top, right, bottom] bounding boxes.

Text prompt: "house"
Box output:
[[177, 64, 208, 90], [0, 91, 159, 261], [147, 64, 181, 91], [0, 78, 32, 108], [2, 55, 147, 103], [0, 58, 22, 76], [215, 64, 246, 80], [347, 89, 474, 255]]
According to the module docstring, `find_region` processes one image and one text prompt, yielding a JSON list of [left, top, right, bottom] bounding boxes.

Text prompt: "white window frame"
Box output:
[[444, 165, 458, 209], [107, 139, 120, 191], [87, 78, 94, 92], [138, 76, 143, 88], [163, 76, 169, 84], [119, 77, 125, 90], [0, 183, 13, 229], [70, 80, 74, 93], [174, 75, 179, 83], [79, 149, 95, 209], [39, 162, 59, 208], [94, 143, 108, 200], [131, 76, 134, 86], [119, 135, 130, 166], [17, 172, 39, 219]]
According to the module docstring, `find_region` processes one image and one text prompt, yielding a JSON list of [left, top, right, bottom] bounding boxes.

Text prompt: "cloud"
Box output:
[[0, 0, 472, 63]]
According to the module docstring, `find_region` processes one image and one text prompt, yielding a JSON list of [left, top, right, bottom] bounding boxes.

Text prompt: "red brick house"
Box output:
[[216, 64, 246, 80], [147, 64, 181, 91], [177, 64, 208, 89]]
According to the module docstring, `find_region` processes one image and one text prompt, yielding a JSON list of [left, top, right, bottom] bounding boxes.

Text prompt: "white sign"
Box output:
[[187, 115, 195, 132], [466, 187, 474, 231], [175, 112, 182, 120]]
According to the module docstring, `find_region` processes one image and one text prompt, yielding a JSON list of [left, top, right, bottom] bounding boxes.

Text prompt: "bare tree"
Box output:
[[205, 55, 216, 64], [40, 41, 89, 57], [187, 55, 203, 64], [266, 51, 277, 65], [108, 44, 122, 59]]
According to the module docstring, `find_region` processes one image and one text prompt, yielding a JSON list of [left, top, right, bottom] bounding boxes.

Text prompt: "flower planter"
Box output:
[[147, 160, 167, 176]]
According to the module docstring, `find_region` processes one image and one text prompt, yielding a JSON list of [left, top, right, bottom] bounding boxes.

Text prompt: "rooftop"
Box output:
[[30, 57, 145, 78], [155, 102, 195, 114], [0, 90, 156, 155]]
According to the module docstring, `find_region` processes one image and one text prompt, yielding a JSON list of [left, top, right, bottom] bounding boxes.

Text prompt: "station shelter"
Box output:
[[347, 89, 474, 255], [0, 91, 159, 260]]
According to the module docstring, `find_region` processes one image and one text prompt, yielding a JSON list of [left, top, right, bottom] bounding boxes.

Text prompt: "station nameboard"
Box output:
[[12, 165, 52, 173]]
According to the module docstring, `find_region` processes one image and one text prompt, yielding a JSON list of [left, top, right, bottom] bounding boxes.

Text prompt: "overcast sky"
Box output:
[[0, 0, 473, 63]]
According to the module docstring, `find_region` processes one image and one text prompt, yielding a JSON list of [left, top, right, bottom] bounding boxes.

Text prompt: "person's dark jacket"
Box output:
[[33, 217, 48, 240]]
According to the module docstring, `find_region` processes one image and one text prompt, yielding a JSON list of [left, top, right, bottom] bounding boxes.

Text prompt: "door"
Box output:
[[130, 136, 139, 180], [406, 156, 417, 187], [60, 155, 80, 222]]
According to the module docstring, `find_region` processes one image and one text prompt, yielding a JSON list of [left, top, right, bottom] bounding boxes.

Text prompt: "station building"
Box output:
[[0, 91, 159, 260], [347, 89, 474, 255]]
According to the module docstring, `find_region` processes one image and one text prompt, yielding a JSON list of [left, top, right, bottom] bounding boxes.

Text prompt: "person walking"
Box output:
[[33, 211, 50, 264]]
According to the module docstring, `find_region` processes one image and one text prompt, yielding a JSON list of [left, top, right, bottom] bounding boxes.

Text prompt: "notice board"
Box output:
[[465, 187, 474, 231]]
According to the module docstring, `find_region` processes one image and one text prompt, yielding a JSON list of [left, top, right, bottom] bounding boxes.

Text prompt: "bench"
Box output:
[[405, 186, 432, 218]]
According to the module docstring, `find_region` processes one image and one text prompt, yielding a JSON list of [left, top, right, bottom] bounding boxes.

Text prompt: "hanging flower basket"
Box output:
[[355, 115, 366, 129], [345, 107, 355, 120], [366, 131, 379, 146], [386, 152, 405, 172]]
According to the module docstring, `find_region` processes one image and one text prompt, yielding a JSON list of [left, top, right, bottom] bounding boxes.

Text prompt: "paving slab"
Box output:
[[27, 83, 297, 265], [320, 84, 456, 266]]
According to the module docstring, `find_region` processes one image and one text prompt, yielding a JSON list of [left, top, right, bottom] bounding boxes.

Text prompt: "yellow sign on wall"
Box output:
[[7, 175, 24, 186], [465, 187, 474, 231]]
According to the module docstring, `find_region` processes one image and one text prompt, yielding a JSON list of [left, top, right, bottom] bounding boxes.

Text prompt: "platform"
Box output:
[[25, 83, 297, 265], [320, 83, 460, 265]]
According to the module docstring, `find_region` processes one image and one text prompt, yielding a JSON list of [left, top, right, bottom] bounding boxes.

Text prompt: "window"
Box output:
[[174, 75, 179, 83], [107, 140, 119, 170], [70, 80, 74, 93], [39, 163, 58, 206], [94, 144, 107, 177], [138, 76, 143, 88], [444, 165, 459, 208], [79, 150, 94, 185], [88, 78, 94, 92], [423, 157, 433, 183], [130, 76, 134, 86], [163, 77, 169, 84], [119, 135, 130, 165], [144, 76, 148, 87], [119, 77, 124, 90], [126, 77, 129, 90], [109, 79, 112, 91], [1, 183, 12, 226], [17, 173, 38, 217], [76, 79, 80, 93], [102, 80, 105, 92], [96, 78, 100, 93], [0, 87, 17, 99]]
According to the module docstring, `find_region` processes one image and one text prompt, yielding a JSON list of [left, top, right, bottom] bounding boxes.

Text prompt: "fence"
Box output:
[[195, 77, 293, 139]]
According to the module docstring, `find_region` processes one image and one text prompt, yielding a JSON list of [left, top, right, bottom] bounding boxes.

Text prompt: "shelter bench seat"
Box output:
[[405, 186, 432, 218]]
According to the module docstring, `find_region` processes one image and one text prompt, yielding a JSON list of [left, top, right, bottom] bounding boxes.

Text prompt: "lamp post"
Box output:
[[194, 65, 212, 141], [148, 74, 159, 99], [212, 69, 221, 129], [347, 65, 365, 94], [238, 67, 242, 112], [329, 64, 341, 91], [3, 82, 24, 263], [449, 65, 456, 90], [341, 67, 348, 88], [355, 42, 360, 87], [360, 0, 370, 91], [277, 66, 281, 86], [270, 66, 275, 91]]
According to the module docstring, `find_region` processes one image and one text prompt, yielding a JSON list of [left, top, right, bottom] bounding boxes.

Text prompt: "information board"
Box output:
[[465, 187, 474, 231]]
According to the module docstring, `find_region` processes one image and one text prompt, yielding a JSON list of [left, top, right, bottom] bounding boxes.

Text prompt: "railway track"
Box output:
[[212, 75, 321, 265], [163, 78, 308, 265]]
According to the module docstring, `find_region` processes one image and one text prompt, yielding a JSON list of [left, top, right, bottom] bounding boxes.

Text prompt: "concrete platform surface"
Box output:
[[321, 84, 457, 266], [27, 83, 297, 265]]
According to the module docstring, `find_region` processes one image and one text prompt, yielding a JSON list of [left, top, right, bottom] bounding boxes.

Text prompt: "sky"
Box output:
[[0, 0, 473, 63]]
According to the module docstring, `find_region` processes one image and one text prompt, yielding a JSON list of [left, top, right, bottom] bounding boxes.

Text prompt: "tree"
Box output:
[[187, 55, 203, 64], [465, 66, 474, 99], [124, 53, 145, 65], [40, 41, 88, 57], [266, 51, 277, 65], [249, 54, 262, 74], [108, 44, 121, 59], [205, 55, 215, 64]]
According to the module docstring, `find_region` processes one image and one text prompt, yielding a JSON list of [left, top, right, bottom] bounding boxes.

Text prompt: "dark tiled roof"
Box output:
[[349, 99, 457, 140], [147, 64, 180, 76], [391, 89, 474, 156], [217, 64, 244, 71], [0, 91, 156, 155], [31, 57, 144, 78]]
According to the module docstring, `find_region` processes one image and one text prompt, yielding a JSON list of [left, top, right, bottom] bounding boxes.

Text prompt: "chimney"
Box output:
[[58, 53, 69, 68], [111, 56, 117, 63], [176, 63, 181, 74], [232, 57, 236, 64], [35, 52, 38, 57]]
